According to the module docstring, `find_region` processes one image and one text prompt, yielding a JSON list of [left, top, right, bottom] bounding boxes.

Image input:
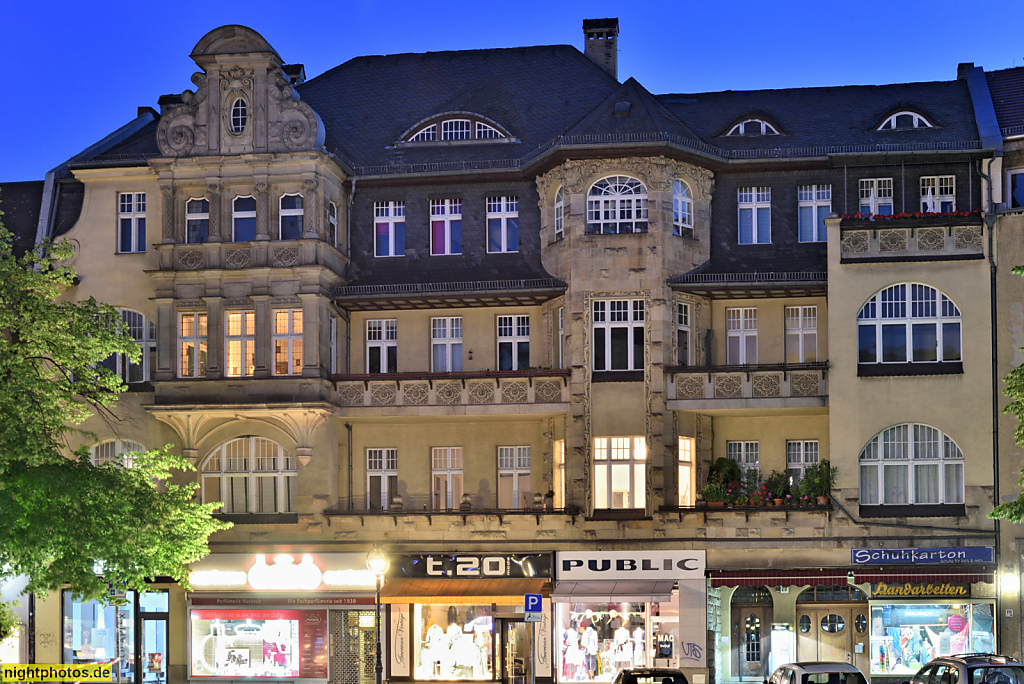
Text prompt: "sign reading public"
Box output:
[[393, 553, 552, 578], [556, 550, 705, 580], [851, 547, 994, 565]]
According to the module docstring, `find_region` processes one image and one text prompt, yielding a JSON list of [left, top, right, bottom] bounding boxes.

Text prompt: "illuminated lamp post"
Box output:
[[366, 546, 391, 684]]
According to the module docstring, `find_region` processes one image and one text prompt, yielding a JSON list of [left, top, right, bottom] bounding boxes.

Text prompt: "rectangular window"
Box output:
[[786, 440, 819, 488], [726, 307, 757, 365], [593, 436, 646, 509], [679, 437, 695, 507], [178, 312, 208, 378], [859, 178, 894, 216], [441, 119, 471, 140], [279, 194, 303, 240], [726, 441, 759, 476], [497, 315, 529, 370], [432, 447, 464, 510], [430, 199, 462, 255], [486, 196, 519, 253], [797, 184, 831, 242], [920, 175, 955, 213], [592, 299, 644, 371], [553, 439, 565, 509], [367, 448, 398, 510], [498, 446, 531, 509], [785, 306, 817, 363], [677, 302, 691, 366], [232, 196, 257, 242], [225, 311, 255, 377], [273, 309, 303, 376], [557, 306, 564, 368], [328, 202, 338, 247], [118, 192, 146, 253], [374, 201, 406, 257], [367, 319, 397, 373], [186, 198, 209, 244], [1009, 168, 1024, 209], [101, 309, 155, 383], [329, 315, 338, 375], [431, 317, 463, 372], [554, 190, 564, 241], [737, 187, 770, 244]]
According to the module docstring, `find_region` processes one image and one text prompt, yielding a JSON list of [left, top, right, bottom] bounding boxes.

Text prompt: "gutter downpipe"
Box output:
[[345, 177, 357, 375], [346, 422, 354, 511]]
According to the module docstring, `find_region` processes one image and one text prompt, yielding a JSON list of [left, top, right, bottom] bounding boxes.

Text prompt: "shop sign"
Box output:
[[190, 596, 375, 607], [872, 582, 970, 597], [188, 553, 377, 591], [557, 550, 705, 580], [393, 553, 552, 578], [851, 546, 994, 565]]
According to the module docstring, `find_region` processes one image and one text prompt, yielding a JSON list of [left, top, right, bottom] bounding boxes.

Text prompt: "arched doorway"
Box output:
[[731, 587, 772, 680], [795, 585, 868, 673]]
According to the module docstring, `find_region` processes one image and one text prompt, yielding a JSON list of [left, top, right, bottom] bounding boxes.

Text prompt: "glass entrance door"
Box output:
[[140, 618, 167, 684], [499, 620, 533, 684]]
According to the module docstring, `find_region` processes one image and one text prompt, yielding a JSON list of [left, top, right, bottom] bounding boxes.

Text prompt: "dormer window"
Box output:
[[410, 125, 437, 142], [727, 119, 779, 136], [230, 98, 248, 133], [404, 115, 509, 143], [877, 111, 933, 130]]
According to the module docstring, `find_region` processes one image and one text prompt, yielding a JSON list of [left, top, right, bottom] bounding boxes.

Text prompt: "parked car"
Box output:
[[907, 654, 1024, 684], [767, 661, 868, 684], [612, 667, 689, 684]]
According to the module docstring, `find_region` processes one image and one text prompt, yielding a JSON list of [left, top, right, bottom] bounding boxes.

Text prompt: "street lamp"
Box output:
[[366, 546, 390, 684]]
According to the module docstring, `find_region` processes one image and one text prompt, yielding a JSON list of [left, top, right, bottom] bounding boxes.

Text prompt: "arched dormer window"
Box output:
[[403, 114, 510, 143], [91, 439, 145, 468], [859, 423, 964, 506], [230, 98, 248, 133], [586, 175, 648, 235], [201, 437, 297, 514], [877, 110, 934, 130], [726, 118, 779, 136], [673, 180, 694, 237], [554, 186, 564, 241], [857, 283, 962, 370]]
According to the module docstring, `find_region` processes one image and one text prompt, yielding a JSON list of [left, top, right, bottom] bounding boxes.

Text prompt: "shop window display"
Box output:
[[414, 604, 494, 680], [869, 602, 995, 676], [557, 603, 654, 682]]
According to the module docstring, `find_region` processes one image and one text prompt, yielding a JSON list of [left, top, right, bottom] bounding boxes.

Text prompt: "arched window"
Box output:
[[877, 111, 933, 130], [727, 119, 779, 136], [279, 194, 303, 240], [99, 308, 155, 383], [673, 180, 694, 237], [91, 439, 145, 468], [859, 423, 965, 506], [201, 437, 298, 514], [405, 116, 509, 143], [553, 186, 564, 241], [857, 283, 962, 367], [586, 176, 648, 235], [186, 198, 209, 244], [230, 98, 248, 133]]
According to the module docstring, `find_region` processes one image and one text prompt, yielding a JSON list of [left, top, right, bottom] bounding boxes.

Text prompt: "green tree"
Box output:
[[0, 221, 230, 602], [992, 266, 1024, 522]]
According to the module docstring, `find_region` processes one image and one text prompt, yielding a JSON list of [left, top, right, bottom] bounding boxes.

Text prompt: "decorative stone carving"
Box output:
[[714, 374, 743, 399], [954, 226, 983, 251], [403, 382, 429, 405], [917, 228, 945, 251], [435, 381, 462, 405], [790, 372, 820, 397], [336, 383, 364, 406], [534, 380, 563, 404], [370, 383, 397, 406], [752, 373, 782, 398], [273, 247, 300, 267], [161, 186, 175, 241], [178, 250, 204, 270], [536, 156, 715, 205], [468, 382, 495, 404], [225, 248, 252, 268], [501, 381, 529, 404], [879, 229, 909, 252], [841, 230, 870, 254], [676, 374, 705, 399]]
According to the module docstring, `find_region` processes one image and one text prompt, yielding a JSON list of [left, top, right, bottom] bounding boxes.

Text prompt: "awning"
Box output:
[[551, 581, 677, 603], [854, 568, 994, 585], [709, 569, 851, 588], [380, 578, 550, 604]]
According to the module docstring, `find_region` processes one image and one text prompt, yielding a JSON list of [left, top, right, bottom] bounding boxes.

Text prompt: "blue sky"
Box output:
[[1, 0, 1021, 182]]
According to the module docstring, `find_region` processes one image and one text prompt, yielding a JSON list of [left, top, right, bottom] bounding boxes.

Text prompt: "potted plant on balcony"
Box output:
[[765, 470, 790, 506], [701, 480, 727, 507], [802, 460, 837, 506]]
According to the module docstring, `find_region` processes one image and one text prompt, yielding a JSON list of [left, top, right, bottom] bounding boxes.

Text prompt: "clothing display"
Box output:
[[415, 605, 495, 681]]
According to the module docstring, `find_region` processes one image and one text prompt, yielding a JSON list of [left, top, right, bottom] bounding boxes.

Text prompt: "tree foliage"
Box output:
[[0, 222, 230, 600], [990, 264, 1024, 523]]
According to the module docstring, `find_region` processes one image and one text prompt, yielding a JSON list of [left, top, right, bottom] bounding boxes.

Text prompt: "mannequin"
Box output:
[[582, 624, 599, 677]]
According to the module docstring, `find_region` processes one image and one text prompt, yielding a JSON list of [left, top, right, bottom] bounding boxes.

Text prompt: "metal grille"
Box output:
[[330, 609, 376, 684]]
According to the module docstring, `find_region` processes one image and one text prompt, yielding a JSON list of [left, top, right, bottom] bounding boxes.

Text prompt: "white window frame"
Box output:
[[553, 439, 565, 509], [367, 319, 398, 374], [727, 441, 759, 476], [678, 437, 695, 507], [178, 311, 208, 378], [558, 306, 564, 368], [738, 187, 771, 244], [409, 124, 437, 142], [279, 193, 304, 240], [673, 180, 694, 237], [486, 196, 519, 253], [497, 315, 530, 371], [554, 186, 565, 241], [592, 299, 645, 371], [91, 439, 145, 468], [430, 199, 462, 255], [859, 424, 964, 506], [859, 178, 894, 216], [877, 111, 933, 130], [797, 184, 831, 243], [920, 175, 956, 213], [441, 119, 472, 140], [224, 310, 256, 378], [476, 122, 504, 139], [232, 195, 257, 242], [117, 192, 146, 254], [727, 119, 779, 136], [431, 447, 464, 510], [273, 308, 303, 376], [677, 302, 691, 367], [328, 202, 338, 247], [201, 437, 297, 514], [586, 175, 649, 235], [374, 201, 406, 257], [229, 98, 248, 133], [367, 448, 398, 510], [785, 306, 817, 364], [102, 308, 154, 383], [498, 446, 531, 510], [786, 440, 819, 487], [1008, 167, 1024, 209], [726, 307, 758, 365], [431, 317, 463, 372], [593, 436, 646, 509], [185, 197, 210, 245], [858, 283, 962, 365]]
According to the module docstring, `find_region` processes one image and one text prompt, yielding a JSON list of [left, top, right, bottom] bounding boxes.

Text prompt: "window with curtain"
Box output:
[[859, 423, 964, 506]]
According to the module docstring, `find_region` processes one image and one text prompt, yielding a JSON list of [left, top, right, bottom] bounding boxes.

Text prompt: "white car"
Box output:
[[768, 662, 869, 684]]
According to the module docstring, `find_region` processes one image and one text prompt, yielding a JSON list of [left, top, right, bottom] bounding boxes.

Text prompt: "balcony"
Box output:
[[331, 369, 570, 414], [154, 239, 347, 273], [666, 363, 828, 411], [839, 216, 984, 263]]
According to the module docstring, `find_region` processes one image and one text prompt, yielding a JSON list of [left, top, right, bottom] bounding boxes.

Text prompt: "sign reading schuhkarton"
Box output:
[[393, 553, 552, 578], [557, 550, 705, 580], [851, 547, 994, 565]]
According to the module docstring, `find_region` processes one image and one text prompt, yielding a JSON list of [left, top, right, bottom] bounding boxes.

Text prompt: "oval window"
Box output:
[[799, 615, 811, 633], [821, 614, 845, 633], [855, 614, 867, 633], [230, 98, 248, 133]]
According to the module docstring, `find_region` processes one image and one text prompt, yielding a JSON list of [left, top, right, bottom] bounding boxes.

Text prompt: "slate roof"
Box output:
[[986, 67, 1024, 132], [75, 119, 161, 169], [561, 77, 699, 140], [0, 181, 44, 257]]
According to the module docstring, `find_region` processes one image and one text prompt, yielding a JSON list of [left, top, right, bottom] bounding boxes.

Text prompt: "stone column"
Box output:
[[154, 297, 176, 380], [160, 184, 176, 244], [252, 295, 271, 378], [203, 296, 223, 379], [255, 180, 271, 240], [302, 177, 320, 239], [298, 293, 321, 377]]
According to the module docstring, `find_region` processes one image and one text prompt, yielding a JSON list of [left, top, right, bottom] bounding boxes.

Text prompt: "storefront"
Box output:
[[380, 553, 553, 684], [1, 576, 31, 665], [552, 550, 707, 684]]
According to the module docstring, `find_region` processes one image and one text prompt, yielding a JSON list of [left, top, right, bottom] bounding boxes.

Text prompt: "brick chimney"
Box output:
[[583, 18, 619, 81]]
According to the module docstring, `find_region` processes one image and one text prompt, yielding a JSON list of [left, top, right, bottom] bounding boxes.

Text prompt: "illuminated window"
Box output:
[[367, 448, 397, 510], [201, 437, 297, 514], [679, 437, 695, 506], [859, 424, 964, 506], [553, 439, 565, 509], [594, 436, 646, 509], [178, 312, 207, 378], [273, 309, 303, 376], [225, 311, 255, 377], [498, 446, 531, 509]]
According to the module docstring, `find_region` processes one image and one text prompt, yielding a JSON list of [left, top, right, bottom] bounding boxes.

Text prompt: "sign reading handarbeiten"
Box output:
[[851, 547, 994, 565]]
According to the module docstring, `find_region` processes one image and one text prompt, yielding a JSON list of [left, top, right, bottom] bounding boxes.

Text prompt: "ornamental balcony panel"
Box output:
[[156, 239, 348, 274], [152, 377, 335, 406], [667, 363, 828, 410], [839, 217, 984, 262]]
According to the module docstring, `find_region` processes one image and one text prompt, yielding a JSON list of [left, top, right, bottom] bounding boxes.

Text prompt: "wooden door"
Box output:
[[732, 605, 771, 680], [796, 607, 869, 667]]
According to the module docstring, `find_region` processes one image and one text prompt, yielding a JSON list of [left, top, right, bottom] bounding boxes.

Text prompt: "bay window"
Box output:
[[592, 299, 644, 371]]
